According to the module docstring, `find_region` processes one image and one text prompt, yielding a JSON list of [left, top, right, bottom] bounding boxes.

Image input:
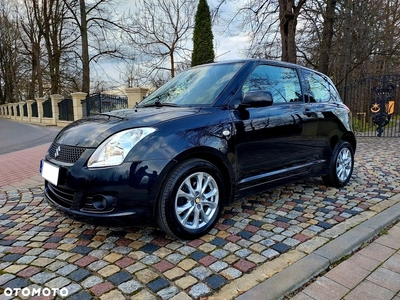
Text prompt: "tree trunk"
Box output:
[[36, 45, 44, 97], [80, 0, 90, 93], [278, 0, 305, 63], [170, 52, 175, 78], [318, 0, 337, 74], [340, 2, 352, 99], [28, 55, 37, 100], [279, 0, 296, 63], [42, 0, 61, 94]]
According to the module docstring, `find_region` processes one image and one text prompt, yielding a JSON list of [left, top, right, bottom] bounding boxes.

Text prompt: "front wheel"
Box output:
[[157, 159, 225, 240], [322, 141, 354, 187]]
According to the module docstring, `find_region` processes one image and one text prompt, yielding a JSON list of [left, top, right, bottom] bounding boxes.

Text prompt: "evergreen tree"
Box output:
[[191, 0, 214, 66]]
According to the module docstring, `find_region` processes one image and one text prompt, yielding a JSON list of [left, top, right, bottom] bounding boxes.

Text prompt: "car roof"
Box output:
[[212, 58, 299, 67], [208, 59, 325, 76]]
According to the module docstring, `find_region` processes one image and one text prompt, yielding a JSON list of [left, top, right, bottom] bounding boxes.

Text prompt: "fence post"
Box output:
[[26, 100, 34, 122], [18, 102, 25, 120], [50, 94, 63, 125], [12, 103, 18, 119], [125, 87, 149, 108], [36, 98, 45, 124], [71, 92, 87, 121]]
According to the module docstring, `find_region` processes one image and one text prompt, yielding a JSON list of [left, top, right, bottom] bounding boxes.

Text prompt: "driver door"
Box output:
[[234, 63, 318, 190]]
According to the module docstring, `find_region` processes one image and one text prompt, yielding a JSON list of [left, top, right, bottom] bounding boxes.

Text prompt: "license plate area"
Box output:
[[40, 160, 60, 186]]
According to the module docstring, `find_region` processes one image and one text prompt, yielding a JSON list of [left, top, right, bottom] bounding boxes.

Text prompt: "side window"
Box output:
[[242, 65, 302, 104], [304, 71, 332, 103]]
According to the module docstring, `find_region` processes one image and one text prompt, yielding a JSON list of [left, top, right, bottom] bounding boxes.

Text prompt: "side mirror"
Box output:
[[240, 90, 273, 108]]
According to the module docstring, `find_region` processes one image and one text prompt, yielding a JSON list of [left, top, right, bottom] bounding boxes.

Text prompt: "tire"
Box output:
[[322, 141, 354, 187], [156, 159, 225, 240]]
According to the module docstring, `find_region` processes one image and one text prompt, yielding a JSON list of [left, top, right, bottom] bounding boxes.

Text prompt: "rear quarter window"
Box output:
[[303, 69, 341, 103]]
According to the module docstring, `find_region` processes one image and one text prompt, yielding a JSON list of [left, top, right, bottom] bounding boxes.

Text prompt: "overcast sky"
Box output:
[[93, 0, 248, 89], [209, 0, 248, 60]]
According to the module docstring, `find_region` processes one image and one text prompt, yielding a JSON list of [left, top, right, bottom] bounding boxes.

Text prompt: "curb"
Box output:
[[236, 201, 400, 300]]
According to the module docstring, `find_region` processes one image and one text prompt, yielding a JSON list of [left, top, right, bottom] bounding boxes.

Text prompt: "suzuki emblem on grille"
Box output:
[[55, 146, 61, 158]]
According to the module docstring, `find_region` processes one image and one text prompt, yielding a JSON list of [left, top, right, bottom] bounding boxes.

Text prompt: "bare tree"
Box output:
[[18, 0, 79, 96], [128, 0, 196, 80], [42, 0, 77, 95], [295, 0, 400, 91], [19, 0, 44, 99], [317, 0, 337, 74], [0, 2, 22, 103], [64, 0, 130, 93], [278, 0, 306, 63], [214, 0, 305, 63], [329, 0, 396, 87]]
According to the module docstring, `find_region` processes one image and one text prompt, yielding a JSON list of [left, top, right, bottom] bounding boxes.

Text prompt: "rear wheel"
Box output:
[[157, 159, 225, 240], [322, 141, 354, 187]]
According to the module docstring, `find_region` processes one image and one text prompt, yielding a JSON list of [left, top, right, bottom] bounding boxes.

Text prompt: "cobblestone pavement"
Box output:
[[0, 138, 400, 299]]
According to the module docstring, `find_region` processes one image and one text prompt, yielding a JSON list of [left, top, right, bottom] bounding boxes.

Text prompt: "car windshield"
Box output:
[[138, 62, 244, 107]]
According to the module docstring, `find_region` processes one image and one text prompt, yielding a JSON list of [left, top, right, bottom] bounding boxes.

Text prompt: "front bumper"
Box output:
[[44, 181, 149, 225], [41, 153, 173, 225]]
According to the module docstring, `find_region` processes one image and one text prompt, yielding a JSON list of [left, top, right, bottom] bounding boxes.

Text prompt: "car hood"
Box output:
[[54, 107, 201, 147]]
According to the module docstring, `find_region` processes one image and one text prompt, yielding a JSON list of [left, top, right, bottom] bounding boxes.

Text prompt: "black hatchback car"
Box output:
[[41, 59, 356, 239]]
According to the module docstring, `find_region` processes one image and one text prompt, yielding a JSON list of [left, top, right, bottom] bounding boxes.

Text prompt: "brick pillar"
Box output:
[[36, 98, 45, 123], [50, 94, 63, 125], [125, 87, 149, 108], [13, 104, 19, 119], [18, 102, 25, 120], [26, 100, 34, 122], [71, 92, 87, 121]]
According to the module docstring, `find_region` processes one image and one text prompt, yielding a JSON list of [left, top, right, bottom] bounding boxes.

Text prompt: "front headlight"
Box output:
[[88, 128, 156, 168]]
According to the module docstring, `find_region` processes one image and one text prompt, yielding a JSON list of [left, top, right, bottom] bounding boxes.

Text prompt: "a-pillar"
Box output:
[[71, 92, 87, 121], [26, 100, 34, 122], [36, 98, 45, 124], [50, 94, 63, 125], [125, 87, 149, 108]]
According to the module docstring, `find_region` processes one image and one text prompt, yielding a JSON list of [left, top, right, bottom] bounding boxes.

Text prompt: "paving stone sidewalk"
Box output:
[[291, 220, 400, 300], [0, 143, 50, 189], [0, 138, 399, 299]]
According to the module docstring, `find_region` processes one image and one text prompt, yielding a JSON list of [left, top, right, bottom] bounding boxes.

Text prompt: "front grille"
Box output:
[[48, 143, 86, 163], [47, 182, 74, 208]]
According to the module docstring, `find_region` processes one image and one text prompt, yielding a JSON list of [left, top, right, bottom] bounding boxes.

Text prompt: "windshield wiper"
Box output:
[[142, 98, 179, 108], [93, 113, 126, 120]]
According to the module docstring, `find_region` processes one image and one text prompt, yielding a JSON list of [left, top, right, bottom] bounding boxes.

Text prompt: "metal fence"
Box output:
[[343, 75, 400, 137], [82, 93, 128, 116], [32, 101, 38, 117], [23, 103, 28, 117], [43, 99, 53, 118], [58, 97, 73, 121]]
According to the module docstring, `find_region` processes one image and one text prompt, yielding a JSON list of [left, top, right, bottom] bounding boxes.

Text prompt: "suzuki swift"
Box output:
[[41, 59, 356, 239]]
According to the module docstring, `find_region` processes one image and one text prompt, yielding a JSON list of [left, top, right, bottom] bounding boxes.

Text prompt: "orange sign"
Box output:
[[386, 100, 395, 115]]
